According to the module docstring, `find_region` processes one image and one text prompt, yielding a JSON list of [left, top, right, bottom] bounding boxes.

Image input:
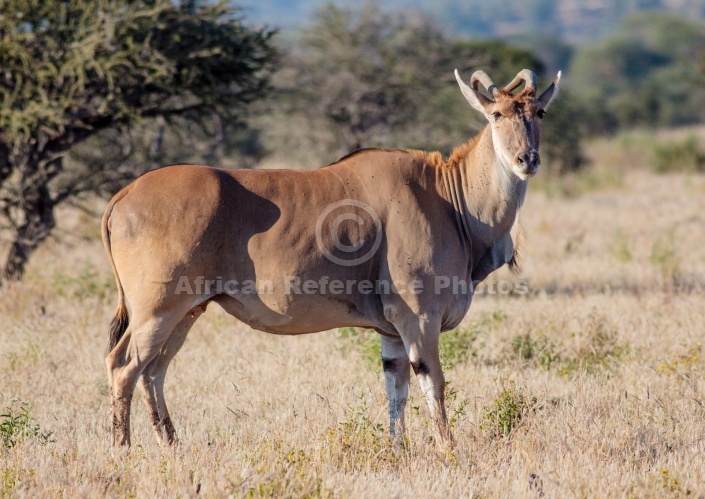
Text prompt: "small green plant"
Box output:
[[0, 399, 54, 449], [481, 381, 536, 438], [444, 381, 470, 431], [325, 393, 396, 471], [652, 136, 704, 173], [338, 395, 385, 450]]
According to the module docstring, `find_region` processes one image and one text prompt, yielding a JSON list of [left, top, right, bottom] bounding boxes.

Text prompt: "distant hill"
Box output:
[[240, 0, 705, 42]]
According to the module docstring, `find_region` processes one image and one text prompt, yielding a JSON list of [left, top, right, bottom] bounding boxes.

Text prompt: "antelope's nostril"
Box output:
[[514, 151, 540, 174], [515, 153, 534, 166]]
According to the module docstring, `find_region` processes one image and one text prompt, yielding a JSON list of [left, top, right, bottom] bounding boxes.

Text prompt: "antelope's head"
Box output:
[[455, 68, 561, 179]]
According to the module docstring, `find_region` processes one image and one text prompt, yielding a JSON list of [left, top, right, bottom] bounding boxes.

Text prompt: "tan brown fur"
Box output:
[[408, 135, 482, 170], [102, 67, 559, 449], [508, 213, 524, 275]]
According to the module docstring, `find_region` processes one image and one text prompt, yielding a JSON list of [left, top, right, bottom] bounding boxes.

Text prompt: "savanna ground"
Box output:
[[2, 128, 705, 497]]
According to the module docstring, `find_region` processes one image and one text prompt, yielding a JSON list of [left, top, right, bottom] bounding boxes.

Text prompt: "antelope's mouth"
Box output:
[[522, 163, 540, 177], [511, 162, 540, 179]]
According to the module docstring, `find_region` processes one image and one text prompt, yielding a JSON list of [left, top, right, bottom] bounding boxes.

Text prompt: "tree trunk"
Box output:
[[2, 184, 56, 281]]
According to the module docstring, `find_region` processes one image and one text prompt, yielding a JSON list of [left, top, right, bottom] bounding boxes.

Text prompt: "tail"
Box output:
[[102, 188, 131, 352]]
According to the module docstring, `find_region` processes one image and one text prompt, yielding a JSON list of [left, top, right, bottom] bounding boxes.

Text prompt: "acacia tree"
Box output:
[[283, 4, 459, 155], [0, 0, 276, 280]]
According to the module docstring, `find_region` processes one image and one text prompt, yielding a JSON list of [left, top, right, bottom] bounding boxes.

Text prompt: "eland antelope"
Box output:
[[103, 68, 560, 447]]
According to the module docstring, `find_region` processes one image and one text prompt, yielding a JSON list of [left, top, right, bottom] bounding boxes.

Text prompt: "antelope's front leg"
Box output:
[[381, 335, 410, 438], [404, 315, 453, 446]]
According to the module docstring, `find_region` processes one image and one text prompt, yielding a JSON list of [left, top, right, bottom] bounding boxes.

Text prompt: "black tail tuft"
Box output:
[[108, 305, 129, 352]]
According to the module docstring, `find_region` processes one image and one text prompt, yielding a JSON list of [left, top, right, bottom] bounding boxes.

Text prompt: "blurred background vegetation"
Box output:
[[1, 0, 705, 279]]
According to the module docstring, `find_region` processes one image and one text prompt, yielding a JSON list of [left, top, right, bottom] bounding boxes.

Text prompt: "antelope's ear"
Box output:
[[455, 69, 492, 114], [538, 71, 561, 109]]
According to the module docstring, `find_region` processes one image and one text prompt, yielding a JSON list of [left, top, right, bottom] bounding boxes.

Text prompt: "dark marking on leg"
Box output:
[[382, 357, 398, 372], [162, 416, 176, 444], [411, 360, 429, 375], [149, 410, 160, 429]]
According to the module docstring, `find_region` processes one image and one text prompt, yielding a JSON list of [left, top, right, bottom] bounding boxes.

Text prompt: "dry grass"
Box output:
[[2, 141, 705, 496]]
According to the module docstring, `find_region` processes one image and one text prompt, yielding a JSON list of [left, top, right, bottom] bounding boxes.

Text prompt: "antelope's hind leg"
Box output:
[[139, 304, 206, 445], [106, 313, 183, 447]]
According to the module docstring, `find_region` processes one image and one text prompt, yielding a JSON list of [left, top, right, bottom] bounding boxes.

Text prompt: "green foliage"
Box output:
[[271, 3, 456, 158], [507, 33, 574, 76], [339, 396, 386, 450], [652, 136, 705, 173], [0, 0, 276, 280], [0, 0, 276, 143], [539, 88, 586, 174], [0, 399, 54, 449], [263, 3, 583, 174], [444, 380, 470, 431], [481, 381, 536, 438], [570, 13, 705, 132]]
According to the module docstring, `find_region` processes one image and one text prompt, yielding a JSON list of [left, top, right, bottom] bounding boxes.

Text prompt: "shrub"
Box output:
[[481, 381, 536, 438], [0, 399, 54, 449], [652, 136, 705, 173]]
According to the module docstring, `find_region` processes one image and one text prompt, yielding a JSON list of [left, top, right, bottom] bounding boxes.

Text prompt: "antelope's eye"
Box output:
[[492, 112, 503, 120], [537, 109, 547, 119]]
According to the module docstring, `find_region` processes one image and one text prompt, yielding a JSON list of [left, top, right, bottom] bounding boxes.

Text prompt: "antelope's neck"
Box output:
[[441, 126, 528, 252]]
